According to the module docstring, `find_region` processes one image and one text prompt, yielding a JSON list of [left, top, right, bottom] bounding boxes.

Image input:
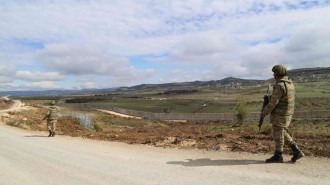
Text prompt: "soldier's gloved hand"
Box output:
[[260, 113, 266, 119]]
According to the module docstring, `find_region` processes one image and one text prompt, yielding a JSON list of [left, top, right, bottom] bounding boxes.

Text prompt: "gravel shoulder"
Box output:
[[0, 122, 329, 185]]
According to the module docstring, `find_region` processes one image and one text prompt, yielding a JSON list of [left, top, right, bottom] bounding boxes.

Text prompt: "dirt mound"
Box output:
[[0, 98, 14, 110]]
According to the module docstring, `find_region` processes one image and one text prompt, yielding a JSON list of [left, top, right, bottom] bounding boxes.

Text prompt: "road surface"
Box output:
[[0, 122, 329, 185]]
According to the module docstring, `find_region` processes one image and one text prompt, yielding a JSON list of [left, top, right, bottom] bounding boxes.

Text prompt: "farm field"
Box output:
[[85, 80, 330, 114]]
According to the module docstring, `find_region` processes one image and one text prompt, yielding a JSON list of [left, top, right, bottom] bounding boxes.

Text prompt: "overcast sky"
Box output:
[[0, 0, 329, 91]]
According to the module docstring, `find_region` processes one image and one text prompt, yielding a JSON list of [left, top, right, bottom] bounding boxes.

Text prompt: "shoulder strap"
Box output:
[[283, 82, 288, 96]]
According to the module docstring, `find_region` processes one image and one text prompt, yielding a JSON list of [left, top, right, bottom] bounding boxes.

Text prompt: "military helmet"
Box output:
[[272, 64, 288, 76], [50, 101, 56, 105]]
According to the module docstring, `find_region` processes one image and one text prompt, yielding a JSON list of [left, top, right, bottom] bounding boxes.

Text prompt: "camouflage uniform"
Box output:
[[262, 76, 295, 152], [46, 104, 59, 136], [262, 64, 304, 163]]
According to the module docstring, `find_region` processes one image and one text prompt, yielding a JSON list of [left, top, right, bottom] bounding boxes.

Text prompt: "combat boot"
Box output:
[[290, 143, 304, 162], [51, 131, 55, 137], [266, 151, 283, 163], [48, 130, 52, 137]]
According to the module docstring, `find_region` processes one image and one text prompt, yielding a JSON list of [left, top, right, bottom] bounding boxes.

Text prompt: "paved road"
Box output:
[[0, 123, 329, 185]]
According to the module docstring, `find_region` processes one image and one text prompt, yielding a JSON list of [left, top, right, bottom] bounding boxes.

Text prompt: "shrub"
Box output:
[[235, 96, 248, 126], [94, 123, 103, 132]]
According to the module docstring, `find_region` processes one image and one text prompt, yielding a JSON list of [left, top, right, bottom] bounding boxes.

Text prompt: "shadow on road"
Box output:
[[167, 158, 265, 166], [24, 135, 49, 138]]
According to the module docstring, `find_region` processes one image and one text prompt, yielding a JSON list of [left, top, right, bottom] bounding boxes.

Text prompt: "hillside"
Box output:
[[2, 67, 329, 96], [289, 67, 330, 82], [115, 77, 263, 92], [1, 88, 114, 97], [114, 67, 329, 92]]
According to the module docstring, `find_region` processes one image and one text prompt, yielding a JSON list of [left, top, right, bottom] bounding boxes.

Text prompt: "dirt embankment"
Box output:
[[0, 98, 15, 110], [2, 106, 329, 157]]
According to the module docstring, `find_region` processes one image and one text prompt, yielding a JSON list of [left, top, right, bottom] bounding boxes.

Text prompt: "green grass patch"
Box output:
[[26, 120, 33, 125], [96, 112, 149, 127], [291, 119, 330, 135], [210, 125, 233, 133]]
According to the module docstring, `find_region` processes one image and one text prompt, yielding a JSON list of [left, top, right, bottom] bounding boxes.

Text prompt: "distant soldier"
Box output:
[[260, 64, 304, 163], [43, 101, 59, 137]]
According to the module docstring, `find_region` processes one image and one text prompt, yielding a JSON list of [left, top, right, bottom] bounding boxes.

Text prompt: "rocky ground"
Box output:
[[2, 106, 329, 157]]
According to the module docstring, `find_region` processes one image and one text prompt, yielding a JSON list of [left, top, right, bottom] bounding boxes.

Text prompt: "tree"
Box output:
[[235, 96, 248, 125]]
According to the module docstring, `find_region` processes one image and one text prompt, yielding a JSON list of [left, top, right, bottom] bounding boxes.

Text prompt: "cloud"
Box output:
[[29, 81, 59, 89], [35, 44, 157, 86], [76, 78, 96, 89], [0, 77, 13, 83], [2, 1, 328, 57], [107, 68, 156, 87], [35, 45, 131, 75], [168, 24, 330, 80], [15, 71, 65, 82], [239, 25, 330, 78], [282, 25, 330, 67], [0, 81, 59, 92], [170, 31, 238, 65], [200, 62, 249, 80], [0, 58, 16, 83], [1, 1, 330, 90], [1, 53, 67, 84]]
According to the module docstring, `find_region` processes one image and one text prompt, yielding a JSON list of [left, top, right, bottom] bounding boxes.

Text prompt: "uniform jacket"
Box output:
[[47, 105, 59, 121], [262, 76, 295, 126]]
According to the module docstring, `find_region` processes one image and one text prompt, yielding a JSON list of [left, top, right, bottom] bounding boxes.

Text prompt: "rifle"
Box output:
[[258, 85, 271, 133], [41, 115, 48, 122]]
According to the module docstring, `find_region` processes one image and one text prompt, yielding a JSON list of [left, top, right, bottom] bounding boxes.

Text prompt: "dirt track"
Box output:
[[94, 108, 142, 119], [0, 123, 329, 185]]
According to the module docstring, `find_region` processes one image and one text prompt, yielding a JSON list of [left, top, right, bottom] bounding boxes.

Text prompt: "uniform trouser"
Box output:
[[47, 120, 57, 132], [272, 124, 294, 152]]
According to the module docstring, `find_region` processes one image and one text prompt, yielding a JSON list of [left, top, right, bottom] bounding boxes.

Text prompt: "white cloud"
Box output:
[[36, 44, 132, 75], [201, 62, 249, 81], [282, 25, 330, 67], [107, 68, 156, 87], [170, 31, 238, 65], [0, 1, 330, 90], [76, 78, 96, 89], [0, 77, 13, 83], [0, 81, 59, 92], [168, 24, 330, 80], [35, 44, 157, 87], [84, 82, 95, 89], [29, 81, 59, 89], [0, 58, 16, 83], [15, 71, 65, 82], [2, 1, 328, 57], [239, 25, 330, 78]]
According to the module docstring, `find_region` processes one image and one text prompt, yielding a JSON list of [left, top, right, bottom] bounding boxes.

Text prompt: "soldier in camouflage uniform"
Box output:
[[260, 64, 304, 163], [43, 101, 59, 137]]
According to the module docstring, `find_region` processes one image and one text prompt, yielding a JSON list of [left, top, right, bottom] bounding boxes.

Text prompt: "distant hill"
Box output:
[[1, 67, 328, 96], [288, 67, 330, 82], [114, 67, 329, 92], [115, 77, 263, 91], [263, 67, 330, 84], [1, 88, 114, 97]]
